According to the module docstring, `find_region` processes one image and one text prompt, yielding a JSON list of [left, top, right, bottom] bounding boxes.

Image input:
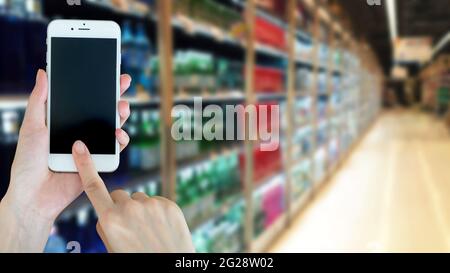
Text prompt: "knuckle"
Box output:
[[169, 202, 183, 215], [144, 197, 160, 208], [83, 177, 101, 193], [123, 199, 141, 213], [131, 192, 148, 200], [111, 189, 127, 196], [79, 157, 92, 167], [162, 198, 182, 214]]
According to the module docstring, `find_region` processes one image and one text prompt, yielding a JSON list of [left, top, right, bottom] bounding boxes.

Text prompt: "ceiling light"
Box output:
[[385, 0, 398, 42]]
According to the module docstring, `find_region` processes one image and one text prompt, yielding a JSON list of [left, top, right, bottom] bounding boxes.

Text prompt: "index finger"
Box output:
[[72, 141, 114, 215]]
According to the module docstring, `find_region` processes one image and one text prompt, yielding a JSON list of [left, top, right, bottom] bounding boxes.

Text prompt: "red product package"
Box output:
[[255, 16, 286, 49], [244, 66, 284, 93]]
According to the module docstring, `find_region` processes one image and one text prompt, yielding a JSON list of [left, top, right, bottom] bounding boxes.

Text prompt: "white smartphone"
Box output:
[[47, 20, 121, 172]]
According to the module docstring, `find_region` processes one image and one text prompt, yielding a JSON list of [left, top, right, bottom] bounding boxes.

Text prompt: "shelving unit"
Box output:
[[0, 0, 383, 253]]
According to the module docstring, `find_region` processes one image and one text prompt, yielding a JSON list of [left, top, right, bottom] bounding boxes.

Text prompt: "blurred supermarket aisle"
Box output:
[[270, 110, 450, 253]]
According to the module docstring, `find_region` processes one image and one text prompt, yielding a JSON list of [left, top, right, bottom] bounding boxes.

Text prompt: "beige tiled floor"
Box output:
[[270, 110, 450, 253]]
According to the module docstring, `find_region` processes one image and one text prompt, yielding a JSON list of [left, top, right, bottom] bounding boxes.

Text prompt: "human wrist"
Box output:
[[0, 191, 54, 252]]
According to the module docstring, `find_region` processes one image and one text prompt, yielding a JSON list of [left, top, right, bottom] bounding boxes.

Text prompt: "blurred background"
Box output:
[[0, 0, 449, 253]]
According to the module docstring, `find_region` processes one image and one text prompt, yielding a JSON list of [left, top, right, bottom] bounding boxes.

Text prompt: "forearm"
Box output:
[[0, 195, 53, 253]]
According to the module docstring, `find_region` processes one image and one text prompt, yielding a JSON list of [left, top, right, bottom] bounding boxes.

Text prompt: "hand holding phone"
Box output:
[[0, 70, 131, 252]]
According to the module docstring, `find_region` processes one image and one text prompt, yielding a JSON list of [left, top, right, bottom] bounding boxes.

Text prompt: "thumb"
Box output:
[[22, 69, 48, 133]]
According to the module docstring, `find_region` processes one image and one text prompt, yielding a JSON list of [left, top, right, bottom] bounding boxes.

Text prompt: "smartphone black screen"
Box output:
[[50, 37, 117, 154]]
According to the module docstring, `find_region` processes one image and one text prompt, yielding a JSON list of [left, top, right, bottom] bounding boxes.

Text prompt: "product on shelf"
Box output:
[[239, 145, 282, 186], [249, 66, 284, 93], [177, 150, 241, 229], [290, 159, 311, 199], [0, 107, 23, 144], [173, 50, 216, 93], [253, 174, 285, 237], [1, 0, 43, 19], [316, 120, 328, 147], [121, 20, 155, 97], [192, 201, 245, 253], [421, 55, 450, 112], [99, 0, 152, 15], [0, 5, 46, 95], [295, 67, 313, 93], [0, 106, 25, 198], [318, 43, 329, 66], [292, 125, 313, 161], [328, 137, 339, 167], [332, 74, 341, 93], [216, 58, 244, 91], [174, 0, 242, 31], [152, 50, 244, 94], [293, 96, 312, 126], [255, 0, 286, 15], [125, 108, 161, 171], [295, 39, 313, 61], [171, 103, 241, 163], [333, 48, 342, 67], [317, 98, 328, 120], [296, 2, 314, 36], [255, 16, 286, 50], [317, 71, 328, 95], [238, 101, 282, 184], [313, 146, 327, 183]]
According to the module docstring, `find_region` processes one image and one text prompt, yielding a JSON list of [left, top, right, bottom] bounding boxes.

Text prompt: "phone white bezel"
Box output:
[[47, 20, 121, 173]]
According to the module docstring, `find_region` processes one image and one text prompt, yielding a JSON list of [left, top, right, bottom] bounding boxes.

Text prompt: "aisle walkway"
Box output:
[[270, 110, 450, 252]]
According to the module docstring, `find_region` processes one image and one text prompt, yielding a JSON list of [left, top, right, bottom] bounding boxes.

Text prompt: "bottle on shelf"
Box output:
[[253, 174, 285, 238], [121, 21, 139, 97], [139, 109, 160, 171], [134, 22, 154, 96]]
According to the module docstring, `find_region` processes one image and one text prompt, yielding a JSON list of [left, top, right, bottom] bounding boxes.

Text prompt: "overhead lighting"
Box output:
[[386, 0, 398, 42], [432, 32, 450, 58]]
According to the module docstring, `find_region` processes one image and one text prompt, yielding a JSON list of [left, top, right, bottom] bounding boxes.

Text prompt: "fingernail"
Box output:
[[74, 141, 86, 154]]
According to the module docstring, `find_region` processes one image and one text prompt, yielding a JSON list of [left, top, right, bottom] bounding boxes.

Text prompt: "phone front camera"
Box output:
[[71, 28, 74, 30]]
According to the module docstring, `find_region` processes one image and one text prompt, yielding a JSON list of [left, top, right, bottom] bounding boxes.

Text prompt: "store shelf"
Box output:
[[233, 0, 288, 29], [123, 92, 246, 107], [296, 30, 313, 42], [171, 15, 244, 47], [252, 211, 287, 252], [295, 56, 314, 67], [190, 192, 243, 233], [0, 96, 28, 109], [256, 93, 287, 101], [85, 0, 150, 19], [290, 187, 312, 217], [253, 171, 285, 196], [170, 14, 289, 60], [255, 43, 288, 59]]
